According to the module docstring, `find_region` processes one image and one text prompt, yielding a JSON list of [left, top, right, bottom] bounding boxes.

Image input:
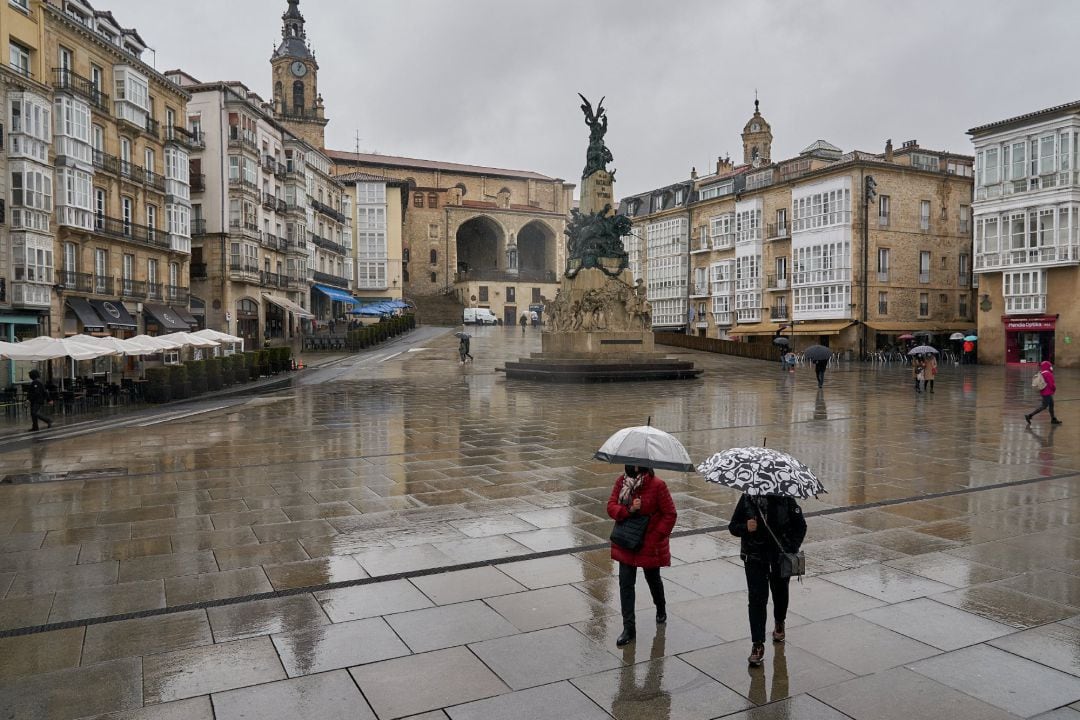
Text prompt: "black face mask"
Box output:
[[624, 465, 638, 478]]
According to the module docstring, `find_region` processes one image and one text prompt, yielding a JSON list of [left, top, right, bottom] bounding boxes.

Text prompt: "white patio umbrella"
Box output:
[[157, 331, 220, 349], [128, 334, 183, 351], [192, 328, 243, 344], [1, 336, 113, 361], [82, 336, 148, 356]]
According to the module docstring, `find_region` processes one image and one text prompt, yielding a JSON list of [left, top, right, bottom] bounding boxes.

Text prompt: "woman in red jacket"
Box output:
[[607, 465, 678, 647]]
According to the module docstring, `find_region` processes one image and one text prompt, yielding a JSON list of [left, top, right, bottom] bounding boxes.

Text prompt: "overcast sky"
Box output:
[[108, 0, 1080, 197]]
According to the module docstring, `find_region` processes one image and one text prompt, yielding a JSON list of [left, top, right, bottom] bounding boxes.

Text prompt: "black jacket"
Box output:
[[728, 494, 807, 561], [28, 379, 49, 405]]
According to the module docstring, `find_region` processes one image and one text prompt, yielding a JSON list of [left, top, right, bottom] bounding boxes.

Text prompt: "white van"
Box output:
[[463, 308, 498, 325]]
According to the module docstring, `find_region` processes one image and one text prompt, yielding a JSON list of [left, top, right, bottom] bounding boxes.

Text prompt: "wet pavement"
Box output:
[[1, 325, 1080, 718]]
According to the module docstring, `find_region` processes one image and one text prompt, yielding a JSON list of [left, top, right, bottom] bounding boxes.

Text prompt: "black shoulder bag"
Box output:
[[757, 503, 805, 579], [611, 512, 650, 551]]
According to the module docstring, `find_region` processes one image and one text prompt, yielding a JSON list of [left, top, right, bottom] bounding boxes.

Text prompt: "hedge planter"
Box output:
[[168, 364, 190, 400], [205, 358, 223, 392], [145, 367, 172, 403], [185, 360, 208, 396]]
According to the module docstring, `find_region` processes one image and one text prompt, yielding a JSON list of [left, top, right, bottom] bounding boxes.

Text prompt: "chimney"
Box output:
[[884, 139, 894, 162], [902, 139, 918, 149], [716, 156, 733, 175], [691, 167, 698, 180]]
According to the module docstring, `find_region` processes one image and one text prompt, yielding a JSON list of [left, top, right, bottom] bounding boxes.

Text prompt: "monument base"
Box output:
[[541, 330, 655, 356]]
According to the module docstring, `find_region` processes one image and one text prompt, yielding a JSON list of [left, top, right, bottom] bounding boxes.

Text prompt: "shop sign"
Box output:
[[1003, 317, 1057, 332]]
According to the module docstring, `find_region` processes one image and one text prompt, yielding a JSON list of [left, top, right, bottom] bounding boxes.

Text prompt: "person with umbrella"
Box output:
[[596, 424, 687, 648], [802, 345, 831, 388], [913, 354, 925, 393], [455, 331, 473, 364], [699, 447, 817, 667]]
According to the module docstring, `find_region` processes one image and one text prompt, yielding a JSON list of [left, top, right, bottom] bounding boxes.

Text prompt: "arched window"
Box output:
[[292, 81, 305, 114], [429, 249, 438, 265], [274, 81, 282, 104]]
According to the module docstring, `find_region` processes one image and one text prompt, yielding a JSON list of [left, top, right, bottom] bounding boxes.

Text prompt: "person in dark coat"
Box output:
[[27, 369, 53, 432], [813, 358, 827, 388], [1026, 360, 1062, 425], [729, 493, 807, 667], [607, 465, 678, 648]]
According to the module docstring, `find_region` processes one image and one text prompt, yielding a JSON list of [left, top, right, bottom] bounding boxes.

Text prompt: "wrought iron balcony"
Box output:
[[312, 270, 350, 289], [147, 283, 163, 300], [770, 306, 790, 321], [52, 68, 109, 112], [311, 234, 348, 256], [165, 285, 189, 304], [90, 213, 171, 250], [119, 278, 147, 299], [191, 219, 207, 236], [766, 274, 789, 291], [227, 128, 258, 151], [453, 268, 557, 283], [260, 271, 285, 288], [766, 223, 789, 240], [311, 199, 348, 224], [92, 150, 165, 191], [56, 271, 93, 293], [190, 173, 205, 193], [285, 237, 308, 254], [191, 263, 208, 279], [166, 125, 202, 150]]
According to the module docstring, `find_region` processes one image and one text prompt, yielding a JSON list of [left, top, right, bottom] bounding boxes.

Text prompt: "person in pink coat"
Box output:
[[607, 465, 678, 647], [1026, 360, 1062, 425]]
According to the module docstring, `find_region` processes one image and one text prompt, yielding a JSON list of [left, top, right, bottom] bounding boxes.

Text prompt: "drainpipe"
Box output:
[[860, 169, 870, 360]]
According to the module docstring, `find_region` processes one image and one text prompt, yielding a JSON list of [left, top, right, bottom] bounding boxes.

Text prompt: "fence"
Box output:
[[654, 332, 779, 362]]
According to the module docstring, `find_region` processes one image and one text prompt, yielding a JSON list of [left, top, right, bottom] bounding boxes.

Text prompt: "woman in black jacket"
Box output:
[[729, 493, 807, 667]]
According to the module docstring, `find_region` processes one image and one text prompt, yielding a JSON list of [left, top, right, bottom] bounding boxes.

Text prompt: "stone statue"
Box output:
[[579, 94, 614, 179]]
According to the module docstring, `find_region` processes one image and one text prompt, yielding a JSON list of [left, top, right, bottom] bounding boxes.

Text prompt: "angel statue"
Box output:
[[579, 93, 614, 178]]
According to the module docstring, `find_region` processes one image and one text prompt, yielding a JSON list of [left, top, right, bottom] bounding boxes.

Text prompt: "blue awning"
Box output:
[[312, 284, 358, 305]]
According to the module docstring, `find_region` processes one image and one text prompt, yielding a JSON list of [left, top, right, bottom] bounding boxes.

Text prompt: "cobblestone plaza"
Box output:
[[1, 327, 1079, 719]]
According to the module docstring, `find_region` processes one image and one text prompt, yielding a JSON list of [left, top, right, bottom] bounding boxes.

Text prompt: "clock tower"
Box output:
[[271, 0, 328, 148], [741, 97, 772, 167]]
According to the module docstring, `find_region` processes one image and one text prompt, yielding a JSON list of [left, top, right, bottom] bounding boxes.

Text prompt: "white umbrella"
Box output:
[[949, 332, 966, 341], [192, 328, 243, 344], [79, 335, 147, 356], [158, 331, 220, 349], [60, 336, 119, 361], [129, 334, 183, 351], [595, 422, 694, 472], [0, 336, 111, 361]]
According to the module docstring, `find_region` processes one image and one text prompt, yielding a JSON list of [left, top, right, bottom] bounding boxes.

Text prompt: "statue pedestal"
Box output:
[[502, 267, 701, 382], [580, 171, 615, 216]]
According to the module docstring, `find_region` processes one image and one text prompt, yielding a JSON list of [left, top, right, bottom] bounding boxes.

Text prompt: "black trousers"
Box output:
[[1031, 394, 1057, 420], [30, 402, 51, 430], [815, 366, 825, 387], [744, 556, 790, 644], [618, 562, 665, 629]]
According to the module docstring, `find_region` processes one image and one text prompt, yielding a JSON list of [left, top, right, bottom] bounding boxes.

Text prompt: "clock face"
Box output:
[[751, 123, 760, 132], [291, 61, 307, 77]]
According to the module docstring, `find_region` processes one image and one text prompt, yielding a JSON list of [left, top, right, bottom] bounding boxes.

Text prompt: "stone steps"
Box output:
[[409, 294, 466, 327]]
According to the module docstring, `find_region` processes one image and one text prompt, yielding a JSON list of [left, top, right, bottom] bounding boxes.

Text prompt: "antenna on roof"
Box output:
[[354, 129, 361, 157]]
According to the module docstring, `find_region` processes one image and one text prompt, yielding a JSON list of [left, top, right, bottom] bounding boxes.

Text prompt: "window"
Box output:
[[792, 186, 851, 231], [939, 293, 948, 305], [92, 124, 104, 152], [123, 254, 134, 281], [10, 164, 53, 211], [119, 137, 131, 166], [775, 257, 787, 281], [292, 80, 304, 113], [430, 249, 437, 265], [94, 249, 108, 292], [533, 287, 542, 303], [9, 41, 30, 77], [228, 156, 240, 182], [920, 200, 931, 231], [414, 193, 424, 208], [147, 258, 159, 286], [983, 147, 1000, 185], [144, 147, 155, 173], [959, 204, 970, 234], [507, 287, 516, 302], [10, 0, 29, 10], [958, 253, 970, 283], [919, 293, 929, 317], [169, 262, 180, 288], [121, 196, 133, 234], [919, 251, 931, 282], [63, 242, 78, 273], [959, 294, 968, 318], [429, 272, 437, 284], [878, 291, 888, 315], [877, 248, 890, 281], [146, 205, 157, 238], [427, 193, 437, 208], [478, 286, 489, 302], [1009, 141, 1026, 181], [1040, 135, 1056, 175], [94, 188, 105, 228], [878, 195, 890, 225], [90, 65, 102, 93], [910, 153, 940, 172]]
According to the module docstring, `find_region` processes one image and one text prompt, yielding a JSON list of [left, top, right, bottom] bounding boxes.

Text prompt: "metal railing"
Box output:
[[191, 219, 207, 236], [311, 199, 348, 224], [90, 213, 170, 250], [766, 274, 788, 290], [165, 285, 189, 303], [119, 278, 147, 298], [52, 68, 109, 112], [312, 270, 350, 288], [453, 268, 558, 283], [766, 223, 789, 240], [974, 245, 1080, 270], [770, 306, 790, 320], [190, 173, 206, 193], [310, 234, 348, 256], [191, 263, 208, 279]]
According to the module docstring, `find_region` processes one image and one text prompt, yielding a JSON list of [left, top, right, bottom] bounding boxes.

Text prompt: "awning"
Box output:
[[865, 320, 977, 333], [143, 303, 192, 331], [170, 306, 198, 327], [729, 322, 783, 336], [89, 299, 137, 329], [67, 297, 106, 331], [262, 294, 315, 319], [312, 284, 359, 305], [790, 321, 854, 336]]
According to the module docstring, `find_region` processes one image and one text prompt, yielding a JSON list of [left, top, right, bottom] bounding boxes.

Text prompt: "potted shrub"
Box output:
[[168, 364, 190, 400], [246, 351, 259, 380], [144, 366, 171, 403], [218, 356, 233, 387], [231, 354, 248, 384], [185, 360, 208, 395]]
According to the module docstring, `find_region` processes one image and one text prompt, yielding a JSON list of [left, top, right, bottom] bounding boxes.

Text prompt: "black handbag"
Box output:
[[610, 513, 650, 551], [757, 504, 805, 580]]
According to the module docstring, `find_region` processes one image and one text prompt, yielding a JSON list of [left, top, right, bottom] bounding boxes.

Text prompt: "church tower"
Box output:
[[741, 97, 772, 167], [271, 0, 328, 148]]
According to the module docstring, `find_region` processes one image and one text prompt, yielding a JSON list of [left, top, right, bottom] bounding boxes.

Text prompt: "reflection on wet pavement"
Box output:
[[3, 328, 1080, 718]]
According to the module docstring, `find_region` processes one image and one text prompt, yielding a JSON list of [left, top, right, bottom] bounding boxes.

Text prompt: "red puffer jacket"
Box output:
[[606, 472, 678, 568]]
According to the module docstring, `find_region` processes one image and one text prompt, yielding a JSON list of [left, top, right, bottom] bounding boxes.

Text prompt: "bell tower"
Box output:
[[270, 0, 328, 148], [741, 96, 773, 167]]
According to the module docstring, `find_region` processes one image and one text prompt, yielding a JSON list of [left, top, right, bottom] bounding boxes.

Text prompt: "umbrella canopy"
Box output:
[[595, 425, 694, 473], [898, 333, 915, 341], [802, 345, 832, 362], [128, 334, 183, 351], [192, 328, 243, 344], [907, 345, 938, 355], [698, 447, 826, 499], [75, 335, 145, 357], [772, 337, 790, 346], [454, 332, 472, 340], [157, 331, 220, 349], [0, 335, 114, 361], [964, 335, 978, 342], [949, 332, 966, 341]]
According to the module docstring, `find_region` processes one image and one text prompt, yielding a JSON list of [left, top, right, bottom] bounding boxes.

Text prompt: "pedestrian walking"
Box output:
[[813, 358, 827, 388], [530, 310, 539, 328], [1026, 360, 1062, 425], [606, 465, 677, 648], [27, 369, 53, 432], [925, 354, 937, 393], [729, 492, 807, 667], [458, 336, 474, 364], [520, 314, 528, 335], [783, 352, 796, 373], [913, 355, 925, 393]]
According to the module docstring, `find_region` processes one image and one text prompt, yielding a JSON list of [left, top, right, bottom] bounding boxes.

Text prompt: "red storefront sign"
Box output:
[[1001, 316, 1057, 332]]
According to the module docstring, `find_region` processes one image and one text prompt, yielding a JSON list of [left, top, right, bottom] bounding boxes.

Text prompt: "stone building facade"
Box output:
[[328, 151, 574, 324], [623, 103, 976, 356], [969, 102, 1080, 367]]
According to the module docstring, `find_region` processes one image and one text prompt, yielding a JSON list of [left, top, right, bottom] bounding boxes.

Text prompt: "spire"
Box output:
[[273, 0, 312, 59], [754, 89, 759, 114]]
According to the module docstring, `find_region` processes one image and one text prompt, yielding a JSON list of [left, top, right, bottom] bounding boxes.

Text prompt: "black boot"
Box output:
[[616, 622, 636, 647], [655, 604, 667, 624]]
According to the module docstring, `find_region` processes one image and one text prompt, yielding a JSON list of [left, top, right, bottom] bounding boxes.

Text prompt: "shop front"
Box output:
[[1003, 315, 1057, 365]]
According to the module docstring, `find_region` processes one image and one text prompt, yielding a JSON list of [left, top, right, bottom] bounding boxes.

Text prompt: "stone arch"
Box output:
[[292, 81, 305, 114], [455, 215, 506, 275], [516, 220, 557, 279]]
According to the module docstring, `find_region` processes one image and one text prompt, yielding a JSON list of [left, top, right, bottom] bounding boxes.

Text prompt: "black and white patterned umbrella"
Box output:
[[697, 447, 826, 498]]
